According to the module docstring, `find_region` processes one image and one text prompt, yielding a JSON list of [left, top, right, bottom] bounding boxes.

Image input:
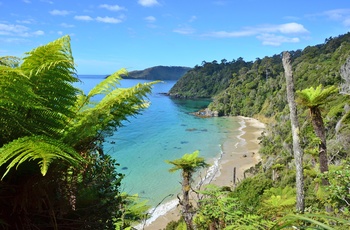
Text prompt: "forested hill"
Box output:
[[122, 66, 191, 80], [169, 32, 350, 115], [166, 33, 350, 229]]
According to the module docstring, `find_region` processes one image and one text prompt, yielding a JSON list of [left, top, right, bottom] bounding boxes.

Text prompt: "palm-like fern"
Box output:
[[296, 85, 338, 184], [0, 135, 83, 179], [63, 71, 156, 152], [0, 35, 156, 229]]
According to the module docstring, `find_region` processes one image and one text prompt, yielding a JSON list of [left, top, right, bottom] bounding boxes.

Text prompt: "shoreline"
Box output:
[[139, 116, 265, 230]]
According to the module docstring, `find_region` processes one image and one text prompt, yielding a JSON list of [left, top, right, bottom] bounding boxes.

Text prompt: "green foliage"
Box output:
[[296, 85, 338, 108], [194, 184, 274, 229], [166, 150, 209, 173], [259, 186, 296, 220], [124, 66, 191, 80], [231, 174, 273, 213], [0, 36, 155, 229], [0, 135, 83, 178], [272, 213, 350, 230], [114, 193, 150, 230], [63, 69, 155, 152], [323, 162, 350, 217]]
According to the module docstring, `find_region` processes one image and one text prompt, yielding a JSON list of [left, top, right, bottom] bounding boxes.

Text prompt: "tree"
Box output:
[[296, 85, 338, 185], [166, 150, 209, 230], [0, 35, 155, 229], [282, 51, 305, 213]]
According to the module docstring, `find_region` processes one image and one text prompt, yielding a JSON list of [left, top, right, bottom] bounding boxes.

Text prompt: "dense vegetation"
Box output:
[[0, 36, 153, 229], [165, 33, 350, 229], [122, 66, 191, 80]]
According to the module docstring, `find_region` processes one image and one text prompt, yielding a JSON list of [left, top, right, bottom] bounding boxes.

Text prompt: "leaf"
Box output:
[[87, 68, 127, 98], [0, 135, 84, 179]]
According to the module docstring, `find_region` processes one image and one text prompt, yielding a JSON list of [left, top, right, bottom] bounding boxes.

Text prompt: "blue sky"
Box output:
[[1, 0, 350, 74]]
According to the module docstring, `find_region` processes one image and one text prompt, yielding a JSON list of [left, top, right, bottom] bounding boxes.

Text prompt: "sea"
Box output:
[[76, 75, 244, 224]]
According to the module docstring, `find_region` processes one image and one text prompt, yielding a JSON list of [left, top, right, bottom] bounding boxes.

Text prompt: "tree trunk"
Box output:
[[282, 51, 305, 213], [182, 171, 194, 230], [310, 107, 329, 185]]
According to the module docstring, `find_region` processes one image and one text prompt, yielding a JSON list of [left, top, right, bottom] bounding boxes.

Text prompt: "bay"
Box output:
[[76, 75, 242, 207]]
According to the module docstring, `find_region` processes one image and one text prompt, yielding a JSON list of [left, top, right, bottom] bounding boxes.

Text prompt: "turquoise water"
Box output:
[[76, 76, 241, 207]]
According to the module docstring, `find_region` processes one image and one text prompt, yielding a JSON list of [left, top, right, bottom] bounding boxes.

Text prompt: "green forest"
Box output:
[[1, 32, 350, 229]]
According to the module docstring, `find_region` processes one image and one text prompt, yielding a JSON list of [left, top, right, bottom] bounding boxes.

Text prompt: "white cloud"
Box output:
[[0, 23, 29, 35], [205, 22, 308, 38], [60, 23, 74, 28], [0, 23, 44, 37], [74, 15, 93, 21], [145, 16, 156, 23], [96, 16, 122, 24], [276, 22, 308, 34], [203, 22, 308, 46], [50, 10, 70, 16], [99, 4, 126, 11], [323, 8, 350, 27], [257, 34, 299, 46], [324, 9, 350, 20], [138, 0, 159, 7], [57, 31, 63, 35], [23, 0, 31, 3]]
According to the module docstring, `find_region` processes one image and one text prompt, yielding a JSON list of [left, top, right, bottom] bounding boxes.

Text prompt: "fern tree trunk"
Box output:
[[182, 170, 194, 230], [282, 51, 305, 213], [310, 107, 329, 185]]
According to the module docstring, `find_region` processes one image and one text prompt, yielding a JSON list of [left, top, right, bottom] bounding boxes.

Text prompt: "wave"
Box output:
[[134, 198, 179, 229]]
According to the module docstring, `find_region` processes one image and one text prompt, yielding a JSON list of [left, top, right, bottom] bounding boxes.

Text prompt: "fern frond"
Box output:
[[0, 135, 84, 179], [296, 85, 338, 108], [63, 81, 156, 149], [0, 56, 20, 68], [87, 68, 127, 98]]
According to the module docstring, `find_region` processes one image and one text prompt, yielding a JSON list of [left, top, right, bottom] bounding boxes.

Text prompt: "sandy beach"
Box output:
[[140, 116, 265, 230]]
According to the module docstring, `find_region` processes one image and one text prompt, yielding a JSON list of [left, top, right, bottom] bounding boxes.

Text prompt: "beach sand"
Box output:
[[141, 116, 265, 230]]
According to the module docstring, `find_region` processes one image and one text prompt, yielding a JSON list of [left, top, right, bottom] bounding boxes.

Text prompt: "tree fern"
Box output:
[[0, 135, 84, 179], [296, 85, 338, 108], [20, 35, 79, 126], [0, 66, 45, 144], [63, 77, 156, 151]]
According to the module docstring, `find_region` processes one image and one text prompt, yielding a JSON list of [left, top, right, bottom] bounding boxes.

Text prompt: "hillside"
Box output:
[[164, 32, 350, 229], [122, 65, 191, 80]]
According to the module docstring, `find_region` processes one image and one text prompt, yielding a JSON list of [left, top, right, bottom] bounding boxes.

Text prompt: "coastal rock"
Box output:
[[192, 108, 219, 117]]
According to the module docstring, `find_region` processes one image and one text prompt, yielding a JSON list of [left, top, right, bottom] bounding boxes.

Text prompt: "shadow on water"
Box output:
[[171, 98, 212, 114]]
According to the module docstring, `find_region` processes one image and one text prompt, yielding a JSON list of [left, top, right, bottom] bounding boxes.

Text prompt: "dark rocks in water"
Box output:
[[110, 141, 116, 144], [192, 108, 219, 117], [121, 167, 128, 170], [158, 92, 170, 96], [201, 129, 208, 132], [186, 128, 198, 132], [180, 141, 189, 144]]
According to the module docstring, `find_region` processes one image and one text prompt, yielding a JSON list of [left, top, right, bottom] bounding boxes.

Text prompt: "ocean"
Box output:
[[76, 75, 242, 211]]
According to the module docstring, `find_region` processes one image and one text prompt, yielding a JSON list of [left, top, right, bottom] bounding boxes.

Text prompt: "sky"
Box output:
[[1, 0, 350, 74]]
